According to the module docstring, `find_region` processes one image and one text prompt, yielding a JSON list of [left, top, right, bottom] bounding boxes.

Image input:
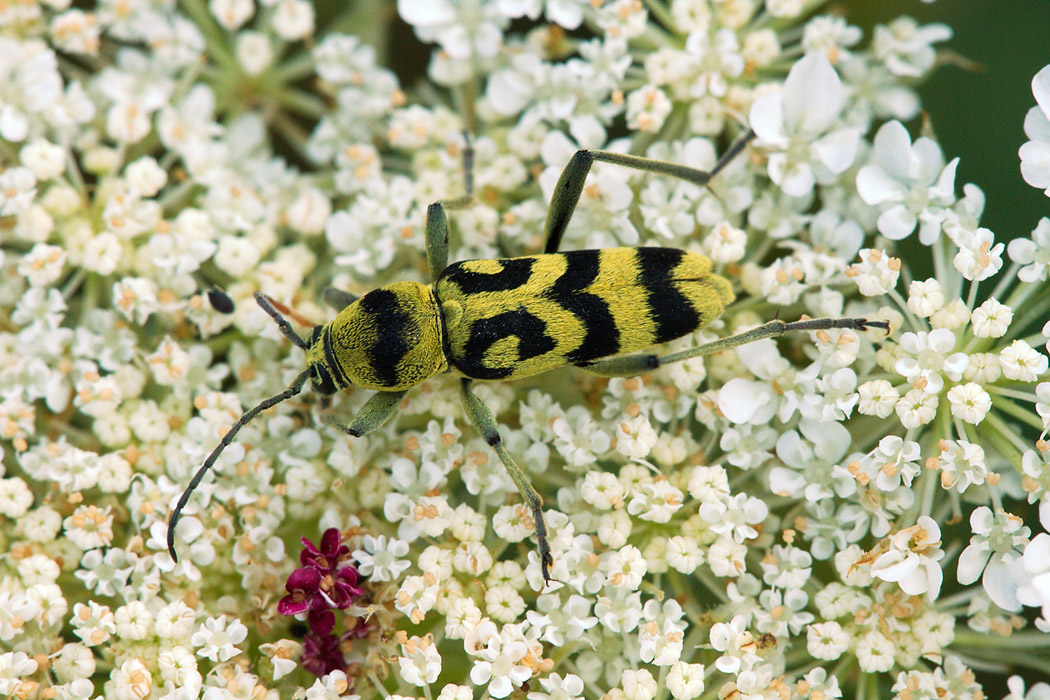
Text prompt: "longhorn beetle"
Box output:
[[168, 129, 888, 583]]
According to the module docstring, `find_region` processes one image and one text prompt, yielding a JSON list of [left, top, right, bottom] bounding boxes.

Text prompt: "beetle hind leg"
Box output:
[[459, 378, 554, 584], [578, 317, 890, 378]]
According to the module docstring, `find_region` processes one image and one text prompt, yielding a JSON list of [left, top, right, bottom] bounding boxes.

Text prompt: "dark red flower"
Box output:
[[320, 564, 364, 610], [277, 566, 322, 616], [301, 631, 346, 678], [279, 528, 370, 674], [300, 528, 350, 571]]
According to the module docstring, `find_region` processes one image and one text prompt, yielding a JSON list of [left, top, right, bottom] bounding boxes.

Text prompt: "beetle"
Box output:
[[167, 129, 888, 582]]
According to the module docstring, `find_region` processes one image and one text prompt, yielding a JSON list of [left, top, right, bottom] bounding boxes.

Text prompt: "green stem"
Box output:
[[641, 0, 678, 34], [985, 385, 1038, 403], [988, 261, 1021, 301], [981, 411, 1028, 466], [953, 630, 1050, 648], [989, 393, 1043, 431], [271, 86, 329, 119], [177, 0, 240, 74]]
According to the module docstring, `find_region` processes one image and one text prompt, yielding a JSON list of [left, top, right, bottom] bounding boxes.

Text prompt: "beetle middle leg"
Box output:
[[425, 134, 476, 280], [459, 378, 554, 584], [542, 128, 756, 255], [578, 317, 889, 378], [321, 389, 407, 438]]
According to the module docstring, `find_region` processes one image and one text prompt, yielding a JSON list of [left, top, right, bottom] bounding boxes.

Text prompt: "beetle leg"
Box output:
[[320, 390, 407, 438], [542, 129, 756, 255], [322, 288, 359, 311], [459, 378, 553, 585], [578, 317, 890, 378], [424, 135, 476, 281]]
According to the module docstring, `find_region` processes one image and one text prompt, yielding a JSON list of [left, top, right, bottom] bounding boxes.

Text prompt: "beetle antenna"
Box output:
[[254, 293, 309, 349], [167, 368, 312, 562]]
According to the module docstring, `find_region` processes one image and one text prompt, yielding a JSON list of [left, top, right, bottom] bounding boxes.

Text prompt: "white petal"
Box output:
[[919, 562, 942, 599], [569, 116, 606, 149], [1025, 533, 1050, 576], [779, 162, 815, 197], [956, 542, 990, 585], [917, 515, 941, 540], [397, 0, 455, 26], [1020, 140, 1050, 191], [775, 430, 808, 468], [875, 85, 921, 121], [983, 557, 1023, 612], [877, 205, 917, 240], [1033, 65, 1050, 121], [486, 70, 532, 116], [718, 378, 772, 425], [913, 137, 946, 185], [736, 338, 783, 378], [927, 328, 956, 352], [781, 54, 844, 135], [548, 0, 584, 29], [748, 93, 787, 146], [929, 157, 959, 203], [812, 128, 860, 174], [0, 107, 29, 142], [872, 551, 915, 582], [871, 120, 915, 181], [856, 165, 905, 205], [899, 332, 922, 354], [943, 353, 969, 380], [808, 420, 851, 462], [1008, 237, 1036, 264], [766, 151, 788, 186], [440, 24, 473, 59], [1024, 104, 1050, 143]]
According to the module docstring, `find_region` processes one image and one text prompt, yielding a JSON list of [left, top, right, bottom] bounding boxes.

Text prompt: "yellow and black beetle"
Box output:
[[168, 130, 887, 582]]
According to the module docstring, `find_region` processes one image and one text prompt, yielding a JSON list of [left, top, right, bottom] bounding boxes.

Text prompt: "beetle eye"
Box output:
[[312, 365, 336, 395]]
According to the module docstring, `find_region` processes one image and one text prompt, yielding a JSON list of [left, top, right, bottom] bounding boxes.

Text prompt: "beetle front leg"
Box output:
[[321, 390, 406, 438], [459, 378, 554, 584]]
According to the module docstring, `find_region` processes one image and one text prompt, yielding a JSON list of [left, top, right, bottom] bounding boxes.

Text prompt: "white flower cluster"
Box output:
[[1, 1, 1049, 699]]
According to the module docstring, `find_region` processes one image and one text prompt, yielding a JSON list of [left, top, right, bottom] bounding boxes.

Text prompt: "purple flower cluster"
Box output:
[[278, 528, 368, 677]]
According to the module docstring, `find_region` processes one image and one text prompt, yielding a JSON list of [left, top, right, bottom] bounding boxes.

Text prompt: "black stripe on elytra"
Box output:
[[432, 288, 453, 367], [358, 288, 411, 387], [322, 325, 350, 388], [439, 257, 536, 294], [547, 250, 620, 363], [455, 307, 557, 380], [635, 247, 701, 344]]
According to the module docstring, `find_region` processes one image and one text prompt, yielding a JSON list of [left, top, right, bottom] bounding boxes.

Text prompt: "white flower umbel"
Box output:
[[5, 4, 1050, 700], [749, 54, 859, 197], [856, 120, 959, 243]]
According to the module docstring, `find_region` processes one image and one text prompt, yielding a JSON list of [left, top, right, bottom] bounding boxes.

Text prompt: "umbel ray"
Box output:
[[167, 128, 889, 583]]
